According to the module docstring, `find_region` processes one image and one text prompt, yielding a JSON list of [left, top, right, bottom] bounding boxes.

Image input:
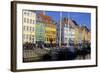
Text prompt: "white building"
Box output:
[[57, 18, 76, 47], [22, 10, 36, 44], [63, 23, 75, 46]]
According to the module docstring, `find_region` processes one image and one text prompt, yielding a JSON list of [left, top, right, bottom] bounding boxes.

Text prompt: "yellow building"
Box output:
[[87, 31, 91, 43], [37, 13, 56, 46], [23, 10, 36, 44], [74, 27, 79, 45], [81, 26, 88, 42], [45, 24, 56, 44], [77, 25, 91, 44], [43, 16, 56, 45], [74, 25, 91, 48]]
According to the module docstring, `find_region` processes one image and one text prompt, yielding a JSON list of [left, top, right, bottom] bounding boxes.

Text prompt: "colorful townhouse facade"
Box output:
[[44, 18, 56, 46], [57, 17, 76, 47], [35, 13, 45, 44], [35, 12, 56, 47], [81, 26, 91, 44], [23, 10, 57, 47], [22, 10, 91, 48], [87, 31, 91, 43], [74, 24, 91, 48], [57, 17, 91, 48]]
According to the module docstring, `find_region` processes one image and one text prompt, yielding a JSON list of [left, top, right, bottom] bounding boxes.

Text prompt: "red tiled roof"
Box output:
[[38, 13, 51, 21]]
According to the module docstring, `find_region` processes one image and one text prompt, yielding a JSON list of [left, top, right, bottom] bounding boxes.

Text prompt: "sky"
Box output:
[[45, 11, 91, 29], [35, 10, 91, 29]]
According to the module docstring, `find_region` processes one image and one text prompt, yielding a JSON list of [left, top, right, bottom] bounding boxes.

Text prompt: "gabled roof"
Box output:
[[81, 25, 90, 32], [62, 17, 78, 28]]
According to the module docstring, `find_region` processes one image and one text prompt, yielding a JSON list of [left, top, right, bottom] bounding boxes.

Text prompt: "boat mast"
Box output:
[[67, 12, 70, 47], [59, 12, 62, 47]]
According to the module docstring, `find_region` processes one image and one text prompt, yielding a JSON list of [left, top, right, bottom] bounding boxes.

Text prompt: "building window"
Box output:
[[29, 35, 31, 41], [32, 35, 34, 42], [24, 11, 26, 15], [23, 26, 26, 31], [64, 24, 68, 27], [24, 18, 26, 23], [26, 35, 28, 39], [31, 27, 33, 31], [27, 18, 29, 23], [30, 19, 32, 24], [27, 26, 29, 31], [30, 27, 31, 31], [29, 27, 31, 31], [23, 34, 25, 40]]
